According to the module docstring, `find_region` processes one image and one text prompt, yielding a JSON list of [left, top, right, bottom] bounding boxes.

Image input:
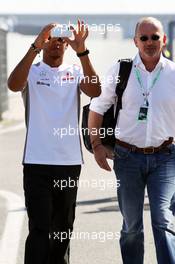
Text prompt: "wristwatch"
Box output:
[[30, 43, 41, 54], [77, 49, 89, 57]]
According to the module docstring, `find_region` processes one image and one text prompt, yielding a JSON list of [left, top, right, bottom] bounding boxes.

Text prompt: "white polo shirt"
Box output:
[[90, 54, 175, 148], [22, 61, 83, 165]]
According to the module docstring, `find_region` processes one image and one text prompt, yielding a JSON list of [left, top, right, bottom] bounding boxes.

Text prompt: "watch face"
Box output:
[[31, 43, 41, 53], [31, 43, 36, 49], [50, 26, 72, 38]]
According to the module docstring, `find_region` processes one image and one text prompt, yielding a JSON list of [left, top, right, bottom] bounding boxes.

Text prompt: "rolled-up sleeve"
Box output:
[[89, 62, 120, 115]]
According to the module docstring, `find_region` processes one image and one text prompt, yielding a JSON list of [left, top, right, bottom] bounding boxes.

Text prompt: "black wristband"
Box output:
[[77, 49, 89, 57], [31, 43, 41, 54]]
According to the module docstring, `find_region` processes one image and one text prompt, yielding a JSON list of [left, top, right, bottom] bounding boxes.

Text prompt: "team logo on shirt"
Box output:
[[39, 71, 47, 77], [61, 72, 75, 81], [36, 81, 50, 86], [39, 71, 50, 82]]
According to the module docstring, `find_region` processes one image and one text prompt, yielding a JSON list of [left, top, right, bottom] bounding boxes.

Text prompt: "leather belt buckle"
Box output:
[[143, 147, 155, 154]]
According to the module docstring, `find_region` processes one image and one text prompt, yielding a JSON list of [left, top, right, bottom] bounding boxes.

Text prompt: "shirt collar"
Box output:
[[40, 61, 67, 72], [133, 53, 166, 71]]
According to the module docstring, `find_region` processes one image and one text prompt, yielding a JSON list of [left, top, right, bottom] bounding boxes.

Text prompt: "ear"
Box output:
[[134, 36, 138, 48], [163, 34, 167, 46]]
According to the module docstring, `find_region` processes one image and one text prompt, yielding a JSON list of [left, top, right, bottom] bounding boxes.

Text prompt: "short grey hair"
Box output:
[[135, 17, 164, 36]]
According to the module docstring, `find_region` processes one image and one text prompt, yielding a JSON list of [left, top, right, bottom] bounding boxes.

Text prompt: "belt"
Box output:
[[116, 137, 173, 154]]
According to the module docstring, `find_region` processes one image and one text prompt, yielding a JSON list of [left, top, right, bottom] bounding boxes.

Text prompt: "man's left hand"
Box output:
[[64, 20, 88, 53]]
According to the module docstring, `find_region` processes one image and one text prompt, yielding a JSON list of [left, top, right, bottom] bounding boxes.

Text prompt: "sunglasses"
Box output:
[[139, 34, 160, 42], [48, 36, 66, 43]]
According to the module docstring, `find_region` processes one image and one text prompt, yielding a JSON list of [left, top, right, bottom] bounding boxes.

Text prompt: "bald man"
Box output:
[[89, 17, 175, 264]]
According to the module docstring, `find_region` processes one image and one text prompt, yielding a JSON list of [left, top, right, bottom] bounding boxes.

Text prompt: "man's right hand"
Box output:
[[34, 23, 56, 49], [8, 23, 57, 92], [93, 145, 114, 171]]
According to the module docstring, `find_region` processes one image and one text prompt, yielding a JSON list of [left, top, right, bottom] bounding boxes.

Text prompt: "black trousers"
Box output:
[[23, 164, 81, 264]]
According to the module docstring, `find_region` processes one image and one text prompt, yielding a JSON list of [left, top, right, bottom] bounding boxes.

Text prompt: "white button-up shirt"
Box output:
[[90, 54, 175, 147]]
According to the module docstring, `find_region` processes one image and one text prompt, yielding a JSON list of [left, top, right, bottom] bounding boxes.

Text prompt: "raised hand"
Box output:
[[34, 23, 56, 49], [64, 20, 88, 53]]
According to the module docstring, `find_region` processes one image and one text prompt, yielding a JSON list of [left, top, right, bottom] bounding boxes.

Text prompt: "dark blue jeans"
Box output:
[[113, 144, 175, 264]]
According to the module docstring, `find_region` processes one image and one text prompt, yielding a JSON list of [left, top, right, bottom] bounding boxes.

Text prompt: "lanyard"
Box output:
[[134, 66, 162, 106]]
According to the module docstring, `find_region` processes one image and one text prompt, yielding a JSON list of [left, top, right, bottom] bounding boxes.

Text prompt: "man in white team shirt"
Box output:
[[8, 21, 100, 264], [89, 17, 175, 264]]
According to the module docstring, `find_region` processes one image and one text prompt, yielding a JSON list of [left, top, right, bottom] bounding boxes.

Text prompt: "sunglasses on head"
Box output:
[[139, 34, 160, 42]]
